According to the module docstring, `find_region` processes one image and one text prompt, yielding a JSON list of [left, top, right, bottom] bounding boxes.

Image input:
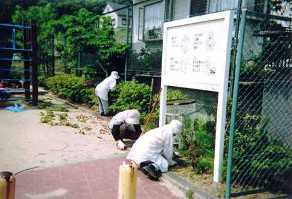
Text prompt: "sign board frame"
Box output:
[[159, 11, 234, 182]]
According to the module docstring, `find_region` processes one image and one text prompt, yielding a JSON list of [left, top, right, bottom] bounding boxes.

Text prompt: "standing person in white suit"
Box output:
[[127, 120, 183, 180], [109, 109, 142, 150], [95, 71, 119, 116]]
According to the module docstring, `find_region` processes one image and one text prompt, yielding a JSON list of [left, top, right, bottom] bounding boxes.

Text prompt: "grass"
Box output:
[[40, 110, 79, 128], [76, 114, 90, 123], [38, 100, 69, 112]]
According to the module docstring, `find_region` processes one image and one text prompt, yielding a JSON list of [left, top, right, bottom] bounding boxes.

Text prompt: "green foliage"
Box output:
[[38, 0, 106, 17], [12, 3, 128, 77], [143, 111, 159, 131], [40, 110, 55, 124], [178, 118, 215, 174], [129, 48, 162, 72], [38, 100, 69, 112], [185, 190, 194, 199], [95, 17, 128, 71], [167, 88, 188, 101], [109, 81, 151, 116], [40, 109, 79, 128], [178, 113, 291, 186], [45, 74, 96, 105], [195, 157, 214, 174], [12, 4, 57, 76], [230, 113, 292, 190], [54, 8, 99, 70]]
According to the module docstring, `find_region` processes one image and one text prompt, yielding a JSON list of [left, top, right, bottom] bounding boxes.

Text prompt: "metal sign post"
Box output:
[[159, 11, 234, 182]]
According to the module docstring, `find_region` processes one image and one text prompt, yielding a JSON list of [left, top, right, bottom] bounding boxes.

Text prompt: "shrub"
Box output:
[[196, 156, 214, 174], [229, 113, 292, 191], [45, 74, 96, 105], [143, 111, 159, 131], [109, 81, 151, 116], [167, 88, 188, 102], [178, 117, 215, 174]]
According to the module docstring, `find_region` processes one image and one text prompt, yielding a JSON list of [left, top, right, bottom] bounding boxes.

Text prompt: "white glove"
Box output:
[[116, 140, 126, 150], [169, 159, 177, 166]]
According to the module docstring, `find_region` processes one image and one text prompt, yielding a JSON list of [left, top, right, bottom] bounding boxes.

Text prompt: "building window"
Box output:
[[138, 7, 144, 40], [144, 2, 164, 41], [112, 18, 116, 26], [122, 18, 127, 26], [190, 0, 207, 16], [207, 0, 238, 13]]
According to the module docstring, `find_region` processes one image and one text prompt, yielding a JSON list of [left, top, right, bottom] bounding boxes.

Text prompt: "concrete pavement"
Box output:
[[0, 98, 183, 198], [16, 157, 180, 199]]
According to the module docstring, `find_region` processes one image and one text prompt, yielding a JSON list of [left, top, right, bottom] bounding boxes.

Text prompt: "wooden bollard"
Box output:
[[118, 161, 137, 199], [0, 172, 15, 199]]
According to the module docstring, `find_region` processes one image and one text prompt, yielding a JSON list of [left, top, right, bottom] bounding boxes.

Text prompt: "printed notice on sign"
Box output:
[[162, 12, 233, 92]]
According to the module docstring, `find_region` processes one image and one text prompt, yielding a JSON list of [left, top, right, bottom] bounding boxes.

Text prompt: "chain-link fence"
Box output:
[[226, 9, 292, 198]]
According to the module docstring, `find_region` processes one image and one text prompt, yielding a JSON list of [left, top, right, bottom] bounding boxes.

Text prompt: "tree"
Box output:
[[12, 4, 57, 76], [96, 17, 128, 73]]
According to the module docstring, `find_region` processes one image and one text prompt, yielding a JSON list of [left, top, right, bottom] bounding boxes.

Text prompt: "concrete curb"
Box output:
[[161, 172, 219, 199]]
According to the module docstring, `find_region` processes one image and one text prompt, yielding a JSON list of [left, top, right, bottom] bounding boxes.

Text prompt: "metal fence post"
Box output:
[[124, 4, 133, 81], [225, 9, 247, 199], [31, 23, 38, 106], [229, 0, 243, 98], [23, 26, 31, 100]]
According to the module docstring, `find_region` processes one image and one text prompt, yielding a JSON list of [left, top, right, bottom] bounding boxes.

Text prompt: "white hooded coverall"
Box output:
[[127, 120, 182, 172], [109, 109, 140, 129], [95, 71, 119, 114]]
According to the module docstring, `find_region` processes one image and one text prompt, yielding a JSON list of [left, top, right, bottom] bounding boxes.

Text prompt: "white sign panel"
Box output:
[[161, 11, 233, 92], [159, 11, 234, 183]]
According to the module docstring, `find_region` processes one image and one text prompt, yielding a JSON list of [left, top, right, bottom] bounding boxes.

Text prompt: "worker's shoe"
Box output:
[[116, 140, 126, 150], [141, 163, 162, 181]]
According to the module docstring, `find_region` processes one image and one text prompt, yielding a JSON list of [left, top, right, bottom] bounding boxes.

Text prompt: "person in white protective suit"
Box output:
[[109, 109, 142, 150], [127, 120, 183, 180], [95, 71, 119, 116]]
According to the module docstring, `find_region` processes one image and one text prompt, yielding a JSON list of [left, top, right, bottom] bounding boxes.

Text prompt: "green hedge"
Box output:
[[45, 76, 152, 114], [46, 74, 96, 106], [109, 80, 151, 115]]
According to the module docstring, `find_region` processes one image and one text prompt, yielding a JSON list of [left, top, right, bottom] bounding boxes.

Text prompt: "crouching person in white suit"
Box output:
[[95, 71, 119, 116], [127, 120, 183, 180], [109, 109, 142, 150]]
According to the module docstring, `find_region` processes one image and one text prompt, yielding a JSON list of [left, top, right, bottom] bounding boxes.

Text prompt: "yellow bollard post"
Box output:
[[0, 172, 15, 199], [118, 161, 137, 199], [0, 177, 7, 199], [8, 175, 15, 199]]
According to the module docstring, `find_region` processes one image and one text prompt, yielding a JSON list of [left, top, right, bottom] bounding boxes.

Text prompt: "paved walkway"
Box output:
[[0, 108, 124, 172], [0, 96, 183, 198], [16, 157, 179, 199]]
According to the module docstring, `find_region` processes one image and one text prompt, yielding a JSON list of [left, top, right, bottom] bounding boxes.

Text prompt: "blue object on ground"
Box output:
[[5, 104, 24, 112]]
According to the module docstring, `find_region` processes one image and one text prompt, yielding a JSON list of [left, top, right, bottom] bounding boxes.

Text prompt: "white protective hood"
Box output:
[[109, 109, 140, 129], [127, 120, 182, 172], [95, 71, 119, 100]]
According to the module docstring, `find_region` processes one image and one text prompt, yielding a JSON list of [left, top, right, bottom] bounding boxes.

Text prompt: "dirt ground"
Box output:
[[0, 94, 126, 173]]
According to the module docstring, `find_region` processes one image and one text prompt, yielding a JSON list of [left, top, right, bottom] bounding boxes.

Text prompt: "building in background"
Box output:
[[101, 0, 291, 78], [103, 2, 129, 29], [131, 0, 240, 51]]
